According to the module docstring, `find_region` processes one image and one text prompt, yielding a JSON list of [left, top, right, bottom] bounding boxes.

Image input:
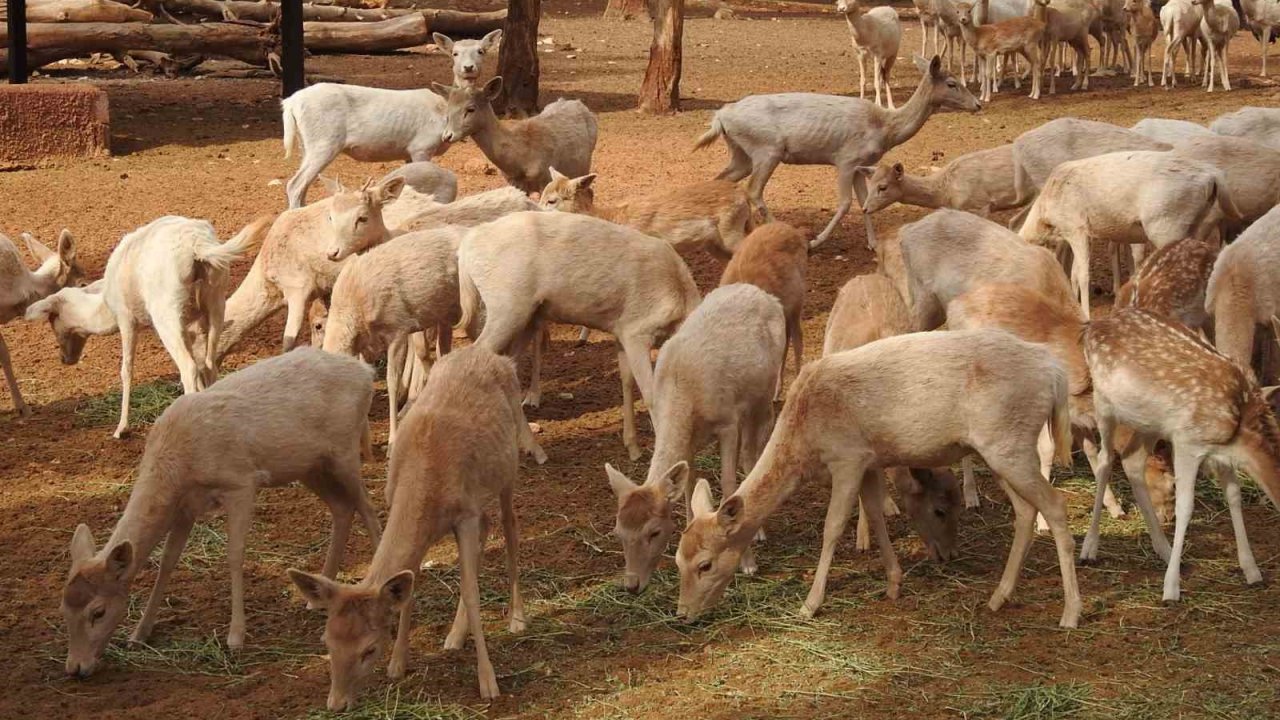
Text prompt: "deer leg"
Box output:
[[0, 332, 29, 416], [457, 516, 500, 699], [962, 455, 980, 508], [997, 456, 1081, 629], [387, 333, 406, 444], [285, 145, 338, 209], [320, 498, 354, 580], [802, 457, 870, 617], [745, 154, 782, 224], [987, 472, 1037, 612], [1221, 468, 1264, 585], [132, 513, 195, 644], [617, 345, 642, 461], [1080, 413, 1118, 562], [281, 286, 312, 352], [1162, 449, 1204, 602], [225, 494, 254, 650], [1119, 437, 1172, 561], [114, 321, 138, 439], [499, 486, 527, 632]]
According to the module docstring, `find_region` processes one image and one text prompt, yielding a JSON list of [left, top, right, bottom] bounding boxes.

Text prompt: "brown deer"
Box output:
[[956, 1, 1046, 102], [1081, 309, 1280, 601], [289, 346, 546, 709], [1115, 237, 1218, 331]]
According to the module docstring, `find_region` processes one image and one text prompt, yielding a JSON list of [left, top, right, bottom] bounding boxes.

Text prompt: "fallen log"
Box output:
[[0, 15, 435, 72], [0, 0, 153, 22], [164, 0, 505, 34], [303, 13, 426, 53]]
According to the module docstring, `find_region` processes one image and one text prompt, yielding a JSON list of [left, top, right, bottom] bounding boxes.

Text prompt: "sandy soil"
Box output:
[[3, 2, 1280, 718]]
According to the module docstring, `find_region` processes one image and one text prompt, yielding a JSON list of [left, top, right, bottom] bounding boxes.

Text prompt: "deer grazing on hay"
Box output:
[[676, 329, 1082, 628], [0, 229, 81, 415], [61, 349, 382, 677], [290, 346, 546, 708], [1082, 309, 1280, 602]]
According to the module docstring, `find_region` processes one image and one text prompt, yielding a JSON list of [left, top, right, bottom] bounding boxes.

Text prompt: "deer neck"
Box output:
[[883, 77, 936, 149], [897, 172, 948, 209], [469, 105, 520, 167], [362, 475, 451, 587], [72, 292, 118, 336], [647, 398, 696, 485], [728, 426, 811, 543], [106, 466, 186, 584]]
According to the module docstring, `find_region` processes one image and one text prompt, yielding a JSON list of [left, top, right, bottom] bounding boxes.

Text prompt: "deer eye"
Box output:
[[355, 215, 367, 225], [934, 508, 947, 519], [947, 80, 958, 88], [879, 184, 888, 191], [648, 530, 662, 541], [90, 607, 106, 624], [697, 560, 713, 574], [361, 645, 378, 661], [478, 49, 485, 55]]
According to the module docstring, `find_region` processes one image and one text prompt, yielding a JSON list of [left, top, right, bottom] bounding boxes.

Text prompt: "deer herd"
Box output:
[[1, 10, 1279, 715]]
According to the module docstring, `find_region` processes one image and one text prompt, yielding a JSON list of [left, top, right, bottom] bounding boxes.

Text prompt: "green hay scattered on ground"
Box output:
[[302, 686, 484, 720], [74, 379, 183, 428]]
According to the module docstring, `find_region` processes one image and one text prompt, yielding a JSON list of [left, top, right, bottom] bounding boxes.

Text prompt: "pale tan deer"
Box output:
[[1082, 308, 1280, 601], [289, 346, 546, 708], [676, 329, 1082, 628], [605, 284, 785, 593], [61, 349, 382, 677], [0, 229, 81, 415]]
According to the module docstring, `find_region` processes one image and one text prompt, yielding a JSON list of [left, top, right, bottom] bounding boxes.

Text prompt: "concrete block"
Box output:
[[0, 83, 110, 166]]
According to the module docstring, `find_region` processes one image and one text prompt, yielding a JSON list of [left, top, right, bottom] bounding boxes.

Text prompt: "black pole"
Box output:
[[280, 0, 304, 97], [7, 0, 28, 84]]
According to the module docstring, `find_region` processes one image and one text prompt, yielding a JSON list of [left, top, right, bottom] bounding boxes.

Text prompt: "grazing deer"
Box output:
[[0, 229, 81, 415], [289, 346, 546, 708], [606, 284, 785, 593], [859, 147, 1020, 218], [61, 349, 382, 677], [676, 330, 1082, 628], [1082, 309, 1280, 601]]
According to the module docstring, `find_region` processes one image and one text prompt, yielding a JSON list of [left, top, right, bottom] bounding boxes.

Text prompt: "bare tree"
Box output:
[[604, 0, 650, 20], [496, 0, 540, 116], [638, 0, 684, 113]]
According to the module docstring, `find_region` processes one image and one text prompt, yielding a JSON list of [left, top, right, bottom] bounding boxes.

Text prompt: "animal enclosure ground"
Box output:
[[3, 2, 1280, 718]]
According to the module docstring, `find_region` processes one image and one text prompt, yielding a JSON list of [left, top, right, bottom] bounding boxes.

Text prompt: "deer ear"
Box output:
[[482, 29, 503, 50], [929, 54, 943, 79], [56, 229, 76, 265], [379, 570, 415, 610], [376, 175, 406, 206], [69, 524, 96, 566], [1262, 386, 1280, 401], [574, 173, 598, 191], [605, 463, 638, 499], [432, 32, 454, 52], [288, 568, 340, 609], [649, 461, 689, 503], [717, 494, 745, 533], [484, 76, 504, 101], [319, 176, 345, 195], [690, 478, 716, 520], [105, 541, 133, 582], [431, 81, 454, 96], [853, 165, 876, 178], [21, 232, 55, 263], [25, 294, 59, 322], [549, 166, 567, 181], [912, 54, 931, 74]]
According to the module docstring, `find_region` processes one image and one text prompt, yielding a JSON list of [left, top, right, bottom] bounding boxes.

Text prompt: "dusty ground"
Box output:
[[3, 2, 1280, 718]]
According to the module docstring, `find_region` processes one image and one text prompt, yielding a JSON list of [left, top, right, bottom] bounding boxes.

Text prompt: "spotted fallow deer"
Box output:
[[1082, 308, 1280, 602]]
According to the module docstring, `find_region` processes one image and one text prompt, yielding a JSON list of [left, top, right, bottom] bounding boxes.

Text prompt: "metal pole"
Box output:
[[7, 0, 28, 84], [280, 0, 304, 97]]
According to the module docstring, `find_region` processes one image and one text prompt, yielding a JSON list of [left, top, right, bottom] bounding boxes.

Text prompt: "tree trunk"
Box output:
[[494, 0, 538, 115], [638, 0, 682, 113], [0, 0, 153, 22], [304, 12, 426, 52], [603, 0, 648, 20]]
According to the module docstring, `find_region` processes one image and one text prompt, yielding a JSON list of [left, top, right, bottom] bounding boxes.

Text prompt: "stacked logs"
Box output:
[[0, 0, 505, 74]]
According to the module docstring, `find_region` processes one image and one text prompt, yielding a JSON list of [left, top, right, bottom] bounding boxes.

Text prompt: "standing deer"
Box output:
[[1082, 309, 1280, 601], [0, 229, 81, 415], [693, 55, 981, 250]]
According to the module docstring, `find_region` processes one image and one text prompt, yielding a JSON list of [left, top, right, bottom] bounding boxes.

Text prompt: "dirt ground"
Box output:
[[3, 2, 1280, 718]]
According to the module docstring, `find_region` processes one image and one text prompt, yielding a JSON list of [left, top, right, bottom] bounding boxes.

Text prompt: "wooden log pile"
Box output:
[[0, 0, 505, 74]]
